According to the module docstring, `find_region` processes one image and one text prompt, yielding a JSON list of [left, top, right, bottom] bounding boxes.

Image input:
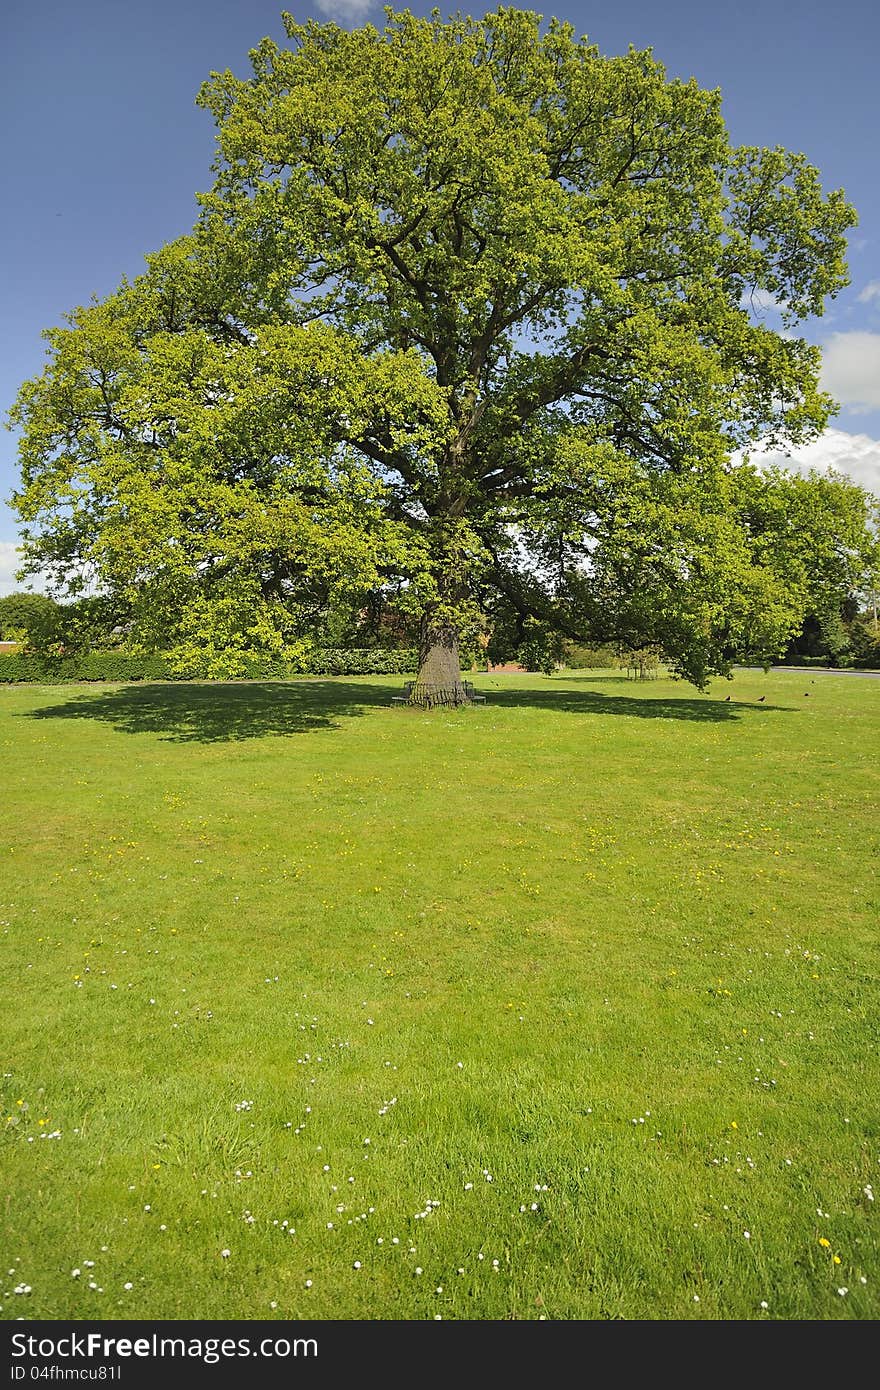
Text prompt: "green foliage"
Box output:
[[817, 608, 852, 665], [0, 592, 59, 642], [302, 647, 417, 676], [22, 594, 133, 655], [339, 592, 421, 651], [483, 606, 563, 672], [848, 613, 880, 668], [778, 653, 837, 668], [0, 647, 417, 683], [561, 642, 617, 668], [9, 8, 876, 687], [793, 609, 880, 670], [0, 651, 172, 683], [784, 588, 880, 669], [616, 648, 662, 679]]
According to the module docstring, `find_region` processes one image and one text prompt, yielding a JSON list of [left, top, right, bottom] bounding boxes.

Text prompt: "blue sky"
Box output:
[[2, 0, 879, 592]]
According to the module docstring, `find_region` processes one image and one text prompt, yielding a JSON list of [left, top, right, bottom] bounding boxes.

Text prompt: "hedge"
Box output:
[[0, 648, 418, 684], [301, 648, 417, 676], [777, 653, 880, 671]]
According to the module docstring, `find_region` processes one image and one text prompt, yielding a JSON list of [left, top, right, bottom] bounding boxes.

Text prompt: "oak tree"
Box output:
[[11, 8, 877, 691]]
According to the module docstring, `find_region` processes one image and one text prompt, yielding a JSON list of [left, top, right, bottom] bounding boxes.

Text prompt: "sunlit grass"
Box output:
[[1, 668, 878, 1319]]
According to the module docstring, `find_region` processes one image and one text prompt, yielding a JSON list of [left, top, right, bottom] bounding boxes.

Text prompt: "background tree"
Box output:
[[10, 8, 878, 691], [734, 465, 879, 668], [0, 592, 59, 644]]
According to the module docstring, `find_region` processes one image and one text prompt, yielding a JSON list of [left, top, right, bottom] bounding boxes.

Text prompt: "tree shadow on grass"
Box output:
[[482, 681, 787, 722], [24, 680, 392, 744], [22, 675, 786, 744]]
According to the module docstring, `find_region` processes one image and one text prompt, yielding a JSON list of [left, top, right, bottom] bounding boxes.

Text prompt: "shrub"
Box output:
[[295, 649, 418, 676], [0, 652, 171, 683], [561, 643, 617, 669], [0, 648, 418, 684]]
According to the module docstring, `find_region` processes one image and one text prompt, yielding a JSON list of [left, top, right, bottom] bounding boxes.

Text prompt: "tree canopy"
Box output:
[[9, 7, 878, 687]]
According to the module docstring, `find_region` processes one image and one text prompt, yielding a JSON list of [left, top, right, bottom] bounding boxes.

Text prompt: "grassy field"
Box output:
[[1, 668, 878, 1321]]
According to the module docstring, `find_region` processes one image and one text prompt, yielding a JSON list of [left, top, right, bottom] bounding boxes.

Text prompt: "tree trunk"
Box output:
[[411, 616, 469, 705]]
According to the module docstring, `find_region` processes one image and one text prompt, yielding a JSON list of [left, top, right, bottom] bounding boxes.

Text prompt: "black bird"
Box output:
[[725, 695, 731, 701], [804, 692, 810, 697], [758, 695, 766, 702]]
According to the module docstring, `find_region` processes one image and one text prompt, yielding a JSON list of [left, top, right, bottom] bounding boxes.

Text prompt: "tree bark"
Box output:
[[412, 616, 469, 704]]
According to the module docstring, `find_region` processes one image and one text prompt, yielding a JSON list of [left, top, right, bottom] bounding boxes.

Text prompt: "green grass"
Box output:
[[1, 668, 878, 1320]]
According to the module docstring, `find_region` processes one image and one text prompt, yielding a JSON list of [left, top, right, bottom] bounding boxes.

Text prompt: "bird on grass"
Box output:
[[758, 695, 766, 702], [724, 695, 731, 702]]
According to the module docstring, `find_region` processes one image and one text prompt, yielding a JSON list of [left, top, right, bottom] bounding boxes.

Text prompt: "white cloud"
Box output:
[[819, 331, 880, 412], [744, 289, 774, 312], [0, 541, 23, 597], [740, 288, 787, 316], [745, 427, 880, 497], [856, 281, 880, 304], [0, 544, 49, 598], [314, 0, 374, 22]]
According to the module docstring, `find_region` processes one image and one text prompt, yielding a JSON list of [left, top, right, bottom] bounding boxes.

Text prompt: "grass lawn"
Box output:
[[1, 667, 878, 1321]]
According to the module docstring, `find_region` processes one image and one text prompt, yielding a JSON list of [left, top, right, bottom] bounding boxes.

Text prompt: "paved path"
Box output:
[[738, 665, 880, 679]]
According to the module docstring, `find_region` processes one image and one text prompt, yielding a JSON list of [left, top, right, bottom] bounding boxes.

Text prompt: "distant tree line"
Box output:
[[784, 598, 880, 668]]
